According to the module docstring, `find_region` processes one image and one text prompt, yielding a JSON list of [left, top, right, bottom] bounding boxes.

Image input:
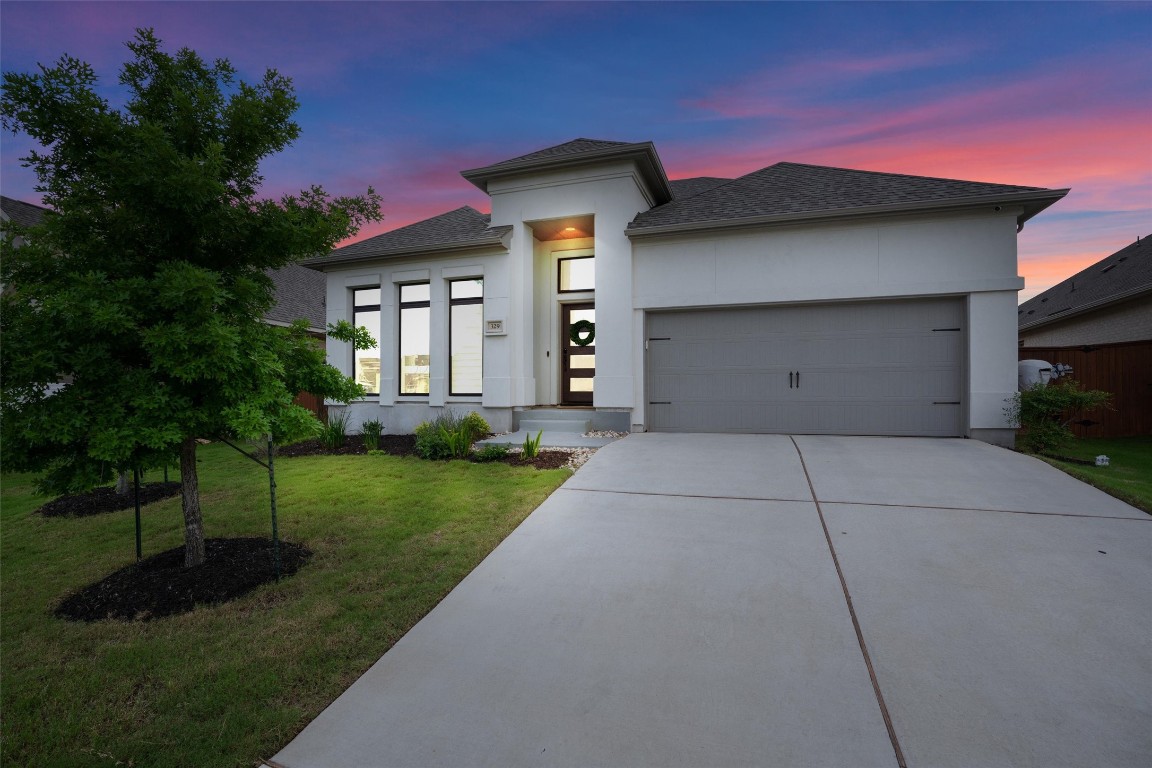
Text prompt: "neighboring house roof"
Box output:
[[304, 206, 511, 269], [1018, 234, 1152, 332], [0, 195, 48, 228], [461, 138, 674, 206], [629, 162, 1066, 236], [265, 264, 326, 332]]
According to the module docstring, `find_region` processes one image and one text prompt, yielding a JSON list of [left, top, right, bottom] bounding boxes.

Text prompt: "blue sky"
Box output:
[[2, 1, 1150, 299]]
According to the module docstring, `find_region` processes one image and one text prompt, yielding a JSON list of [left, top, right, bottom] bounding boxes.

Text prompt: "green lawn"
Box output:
[[1029, 436, 1152, 515], [1, 443, 569, 768]]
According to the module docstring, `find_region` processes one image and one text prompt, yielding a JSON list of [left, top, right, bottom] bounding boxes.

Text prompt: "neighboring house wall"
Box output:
[[1018, 341, 1152, 437], [1018, 296, 1152, 347]]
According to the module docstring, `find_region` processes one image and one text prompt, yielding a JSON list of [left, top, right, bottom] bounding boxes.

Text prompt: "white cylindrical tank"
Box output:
[[1018, 359, 1053, 390]]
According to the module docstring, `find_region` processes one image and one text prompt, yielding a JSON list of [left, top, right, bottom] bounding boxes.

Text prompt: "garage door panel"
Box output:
[[648, 299, 964, 437]]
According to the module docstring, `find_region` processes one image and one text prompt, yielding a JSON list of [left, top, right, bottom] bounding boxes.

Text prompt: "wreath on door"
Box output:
[[569, 319, 596, 347]]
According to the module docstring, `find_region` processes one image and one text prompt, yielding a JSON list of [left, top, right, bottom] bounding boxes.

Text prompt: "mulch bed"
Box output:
[[55, 537, 311, 622], [479, 451, 572, 470], [276, 434, 417, 457], [277, 434, 572, 469], [37, 482, 183, 518]]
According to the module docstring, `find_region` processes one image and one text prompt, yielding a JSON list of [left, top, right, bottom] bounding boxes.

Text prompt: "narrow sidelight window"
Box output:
[[449, 279, 483, 396], [352, 288, 381, 395], [398, 283, 430, 395], [558, 255, 595, 292]]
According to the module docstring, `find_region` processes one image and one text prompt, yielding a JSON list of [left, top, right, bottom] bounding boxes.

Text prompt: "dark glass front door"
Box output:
[[561, 303, 594, 405]]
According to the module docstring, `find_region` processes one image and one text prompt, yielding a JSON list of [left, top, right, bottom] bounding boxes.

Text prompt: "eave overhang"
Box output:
[[301, 227, 512, 271], [626, 188, 1070, 240], [462, 142, 674, 206]]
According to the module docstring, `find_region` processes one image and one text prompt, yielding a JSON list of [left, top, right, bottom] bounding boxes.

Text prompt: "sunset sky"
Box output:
[[2, 1, 1149, 302]]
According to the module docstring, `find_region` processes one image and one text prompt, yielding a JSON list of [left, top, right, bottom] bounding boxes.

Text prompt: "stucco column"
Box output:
[[967, 290, 1020, 446]]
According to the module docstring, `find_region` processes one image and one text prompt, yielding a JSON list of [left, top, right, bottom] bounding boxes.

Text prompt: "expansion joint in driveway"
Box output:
[[565, 487, 808, 503], [811, 498, 1151, 521], [789, 436, 908, 768]]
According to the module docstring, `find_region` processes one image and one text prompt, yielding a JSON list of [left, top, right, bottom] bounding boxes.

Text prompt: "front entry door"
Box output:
[[561, 303, 595, 405]]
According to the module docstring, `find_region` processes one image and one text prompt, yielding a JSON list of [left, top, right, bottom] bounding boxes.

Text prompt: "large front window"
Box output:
[[449, 279, 483, 396], [352, 288, 381, 395], [398, 283, 430, 395]]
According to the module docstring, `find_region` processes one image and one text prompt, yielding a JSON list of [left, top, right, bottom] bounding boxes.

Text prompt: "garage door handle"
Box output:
[[796, 371, 800, 388], [789, 371, 794, 389]]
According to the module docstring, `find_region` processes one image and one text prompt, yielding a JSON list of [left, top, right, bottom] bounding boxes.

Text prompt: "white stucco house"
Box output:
[[304, 138, 1067, 446]]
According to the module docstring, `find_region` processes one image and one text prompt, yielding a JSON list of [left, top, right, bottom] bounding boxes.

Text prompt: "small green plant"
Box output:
[[474, 443, 510, 462], [522, 429, 543, 459], [321, 409, 352, 450], [361, 418, 383, 451], [415, 410, 491, 460], [1005, 379, 1111, 454], [366, 449, 385, 457]]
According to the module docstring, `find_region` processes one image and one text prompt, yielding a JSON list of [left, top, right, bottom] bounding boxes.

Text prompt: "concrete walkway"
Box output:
[[271, 434, 1151, 768]]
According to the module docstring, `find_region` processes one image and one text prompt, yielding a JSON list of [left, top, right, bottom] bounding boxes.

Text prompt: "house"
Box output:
[[1018, 235, 1151, 436], [303, 138, 1069, 446], [0, 194, 46, 248]]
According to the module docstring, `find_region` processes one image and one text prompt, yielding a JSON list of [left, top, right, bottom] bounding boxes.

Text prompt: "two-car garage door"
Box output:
[[647, 298, 964, 436]]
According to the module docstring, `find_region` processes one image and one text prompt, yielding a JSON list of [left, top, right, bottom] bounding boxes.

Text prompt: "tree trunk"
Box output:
[[179, 436, 206, 567]]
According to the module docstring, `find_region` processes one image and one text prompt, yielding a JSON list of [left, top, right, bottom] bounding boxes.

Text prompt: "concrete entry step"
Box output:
[[517, 419, 590, 435]]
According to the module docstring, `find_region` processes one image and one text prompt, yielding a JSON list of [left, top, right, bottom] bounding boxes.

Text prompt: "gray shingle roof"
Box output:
[[461, 138, 674, 205], [0, 195, 48, 228], [304, 206, 510, 268], [1018, 235, 1152, 331], [669, 177, 731, 201], [477, 138, 635, 170], [630, 162, 1065, 234], [265, 264, 326, 331]]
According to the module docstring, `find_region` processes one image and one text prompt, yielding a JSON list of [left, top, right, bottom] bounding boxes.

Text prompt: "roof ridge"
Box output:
[[772, 161, 1047, 191]]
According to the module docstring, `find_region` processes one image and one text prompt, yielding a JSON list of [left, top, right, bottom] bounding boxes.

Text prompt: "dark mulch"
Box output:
[[55, 537, 311, 622], [277, 433, 571, 469], [473, 450, 573, 470], [37, 482, 183, 518], [276, 433, 417, 458]]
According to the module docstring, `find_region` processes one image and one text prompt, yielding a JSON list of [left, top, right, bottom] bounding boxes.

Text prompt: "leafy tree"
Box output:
[[1, 30, 380, 566], [1004, 379, 1111, 454]]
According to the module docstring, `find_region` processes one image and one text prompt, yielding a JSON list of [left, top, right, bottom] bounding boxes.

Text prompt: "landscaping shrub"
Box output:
[[415, 410, 491, 460], [474, 443, 510, 462], [321, 409, 352, 450], [361, 418, 383, 451], [522, 429, 543, 459], [1005, 379, 1111, 454]]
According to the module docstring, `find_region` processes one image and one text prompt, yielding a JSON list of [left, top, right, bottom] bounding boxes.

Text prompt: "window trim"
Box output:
[[352, 287, 381, 396], [448, 278, 484, 397], [557, 255, 595, 293], [397, 282, 431, 397]]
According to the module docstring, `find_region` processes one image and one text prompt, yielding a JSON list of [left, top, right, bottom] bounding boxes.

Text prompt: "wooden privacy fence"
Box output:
[[292, 390, 328, 423], [1019, 341, 1152, 437]]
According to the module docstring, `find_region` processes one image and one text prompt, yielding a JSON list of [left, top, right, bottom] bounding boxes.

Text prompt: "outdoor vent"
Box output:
[[1101, 264, 1116, 274], [1041, 297, 1048, 302]]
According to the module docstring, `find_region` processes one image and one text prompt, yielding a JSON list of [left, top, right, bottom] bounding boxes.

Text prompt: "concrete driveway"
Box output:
[[271, 434, 1151, 768]]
